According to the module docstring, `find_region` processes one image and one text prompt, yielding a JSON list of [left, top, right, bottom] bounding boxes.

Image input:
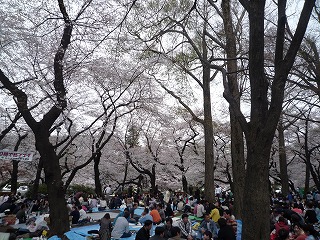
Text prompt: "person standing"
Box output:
[[105, 185, 112, 195], [104, 185, 112, 205]]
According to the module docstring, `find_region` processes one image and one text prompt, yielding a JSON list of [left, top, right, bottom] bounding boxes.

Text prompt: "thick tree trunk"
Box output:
[[221, 0, 245, 219], [94, 150, 102, 196], [304, 157, 311, 198], [150, 164, 156, 194], [229, 117, 245, 218], [278, 120, 289, 197], [242, 140, 271, 239], [182, 174, 188, 193], [241, 2, 270, 238], [122, 157, 129, 192], [11, 133, 28, 194], [11, 161, 18, 194], [32, 157, 43, 199], [36, 131, 69, 237], [203, 65, 215, 203]]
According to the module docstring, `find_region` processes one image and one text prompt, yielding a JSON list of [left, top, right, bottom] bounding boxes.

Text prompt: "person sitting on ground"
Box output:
[[178, 213, 193, 240], [203, 230, 213, 240], [302, 224, 319, 240], [223, 209, 237, 236], [275, 228, 290, 240], [113, 208, 130, 225], [150, 205, 162, 225], [275, 217, 290, 237], [99, 196, 108, 211], [78, 205, 90, 223], [16, 204, 27, 224], [292, 223, 307, 240], [177, 199, 185, 212], [135, 219, 153, 240], [292, 203, 303, 215], [31, 199, 40, 212], [168, 226, 184, 240], [165, 202, 174, 218], [39, 199, 49, 214], [70, 205, 80, 224], [115, 195, 122, 209], [217, 218, 235, 240], [199, 213, 218, 239], [209, 202, 220, 223], [150, 226, 166, 240], [164, 217, 173, 240], [99, 213, 112, 240], [157, 203, 166, 222], [89, 195, 98, 209], [140, 208, 154, 224], [0, 197, 14, 213], [129, 203, 140, 223], [196, 200, 206, 218], [304, 202, 318, 224], [270, 216, 290, 240], [111, 211, 132, 239], [184, 198, 192, 213]]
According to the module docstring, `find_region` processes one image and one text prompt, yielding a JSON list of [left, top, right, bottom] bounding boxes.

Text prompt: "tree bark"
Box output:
[[182, 174, 188, 193], [304, 119, 310, 197], [203, 64, 215, 203], [11, 161, 18, 194], [32, 157, 44, 199], [221, 0, 245, 219], [35, 129, 69, 236], [239, 1, 314, 239], [150, 164, 156, 194], [278, 118, 289, 197], [11, 133, 28, 194], [94, 150, 102, 196], [122, 159, 129, 192], [242, 138, 272, 239]]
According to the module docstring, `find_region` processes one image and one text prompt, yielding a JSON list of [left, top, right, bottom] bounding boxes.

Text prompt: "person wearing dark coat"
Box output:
[[217, 218, 236, 240], [16, 204, 27, 223], [135, 220, 153, 240], [304, 202, 318, 224], [70, 206, 80, 224], [150, 227, 166, 240]]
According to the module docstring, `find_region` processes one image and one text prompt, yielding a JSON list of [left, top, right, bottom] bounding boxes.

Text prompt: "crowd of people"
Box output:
[[269, 191, 320, 240], [97, 186, 320, 240], [85, 186, 238, 240], [2, 184, 320, 240], [0, 192, 50, 238]]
